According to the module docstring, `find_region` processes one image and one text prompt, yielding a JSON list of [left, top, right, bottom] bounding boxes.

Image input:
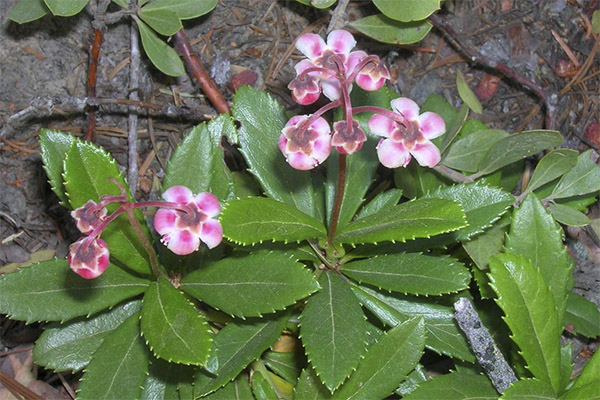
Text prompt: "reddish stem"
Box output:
[[173, 29, 230, 115], [85, 28, 103, 142], [328, 153, 347, 246]]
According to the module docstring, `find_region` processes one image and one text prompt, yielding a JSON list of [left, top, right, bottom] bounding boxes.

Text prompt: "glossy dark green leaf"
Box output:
[[463, 220, 506, 270], [439, 104, 469, 154], [403, 371, 498, 399], [39, 129, 74, 206], [506, 193, 572, 324], [478, 130, 563, 175], [526, 149, 578, 193], [489, 253, 562, 393], [547, 203, 590, 227], [331, 317, 425, 400], [181, 251, 319, 317], [232, 87, 317, 218], [194, 313, 289, 396], [442, 130, 509, 172], [141, 356, 194, 400], [352, 285, 475, 362], [141, 276, 213, 365], [294, 0, 337, 9], [342, 253, 469, 295], [251, 371, 279, 400], [8, 0, 48, 24], [550, 150, 600, 200], [202, 376, 254, 400], [64, 139, 152, 275], [565, 293, 600, 338], [33, 300, 142, 372], [351, 14, 433, 44], [428, 182, 513, 241], [561, 350, 599, 400], [163, 116, 235, 201], [263, 351, 302, 383], [356, 189, 402, 220], [220, 197, 326, 245], [456, 71, 482, 114], [395, 364, 428, 397], [295, 368, 332, 399], [44, 0, 88, 16], [373, 0, 441, 21], [560, 344, 573, 393], [300, 271, 367, 392], [500, 379, 557, 399], [135, 17, 185, 76], [335, 198, 467, 244], [140, 0, 216, 19], [78, 313, 150, 399], [394, 160, 450, 198], [0, 259, 148, 323], [139, 7, 182, 36]]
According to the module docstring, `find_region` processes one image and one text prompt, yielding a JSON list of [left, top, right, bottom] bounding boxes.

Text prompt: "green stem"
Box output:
[[123, 207, 163, 278], [328, 152, 347, 247]]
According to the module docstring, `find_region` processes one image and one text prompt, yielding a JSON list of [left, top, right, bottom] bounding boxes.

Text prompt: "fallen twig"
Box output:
[[85, 28, 103, 142], [428, 13, 557, 130], [128, 20, 141, 194]]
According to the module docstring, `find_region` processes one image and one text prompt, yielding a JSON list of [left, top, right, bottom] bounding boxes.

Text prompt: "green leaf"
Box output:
[[263, 351, 302, 383], [565, 293, 600, 338], [342, 253, 470, 295], [0, 259, 148, 323], [163, 117, 235, 201], [394, 160, 450, 198], [112, 0, 128, 8], [395, 363, 428, 396], [488, 252, 562, 393], [220, 197, 326, 245], [295, 368, 333, 400], [562, 350, 600, 400], [373, 0, 441, 21], [506, 193, 572, 324], [180, 251, 319, 317], [251, 371, 279, 400], [141, 276, 213, 365], [351, 285, 475, 362], [33, 300, 142, 372], [326, 135, 379, 231], [43, 0, 88, 16], [351, 14, 433, 44], [356, 189, 402, 220], [139, 7, 182, 36], [525, 149, 578, 193], [39, 129, 75, 206], [593, 10, 600, 34], [135, 17, 185, 77], [232, 87, 317, 218], [331, 317, 425, 400], [478, 130, 563, 175], [78, 313, 150, 400], [442, 130, 509, 172], [63, 139, 152, 275], [456, 71, 482, 114], [560, 344, 573, 393], [500, 379, 557, 399], [8, 0, 48, 23], [194, 313, 289, 396], [335, 198, 467, 244], [141, 357, 195, 400], [547, 203, 590, 227], [140, 0, 217, 19], [463, 219, 506, 270], [295, 0, 337, 9], [439, 104, 469, 154], [202, 376, 254, 400], [550, 150, 600, 200], [300, 271, 366, 392], [427, 182, 514, 241], [403, 371, 498, 400]]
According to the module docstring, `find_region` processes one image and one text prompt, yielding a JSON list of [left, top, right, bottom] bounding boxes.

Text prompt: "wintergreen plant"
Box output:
[[1, 28, 599, 400]]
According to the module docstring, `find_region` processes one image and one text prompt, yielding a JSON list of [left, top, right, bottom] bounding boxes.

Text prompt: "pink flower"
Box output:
[[71, 200, 107, 235], [154, 186, 223, 255], [278, 115, 332, 170], [331, 119, 366, 155], [68, 237, 110, 279], [346, 50, 391, 91], [368, 98, 445, 168]]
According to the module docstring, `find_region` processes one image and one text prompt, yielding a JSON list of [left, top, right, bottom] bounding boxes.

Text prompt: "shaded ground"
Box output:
[[1, 0, 598, 397]]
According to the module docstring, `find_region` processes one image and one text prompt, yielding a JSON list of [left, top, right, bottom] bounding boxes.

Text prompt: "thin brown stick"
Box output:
[[173, 29, 230, 114], [128, 20, 141, 194], [85, 28, 103, 141], [428, 13, 556, 130], [0, 371, 44, 400]]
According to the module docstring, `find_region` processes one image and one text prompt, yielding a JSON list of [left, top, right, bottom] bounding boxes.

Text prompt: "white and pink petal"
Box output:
[[368, 114, 396, 138], [411, 141, 441, 167], [153, 209, 178, 235], [200, 219, 223, 250], [417, 112, 446, 139], [296, 33, 326, 59], [194, 193, 220, 218], [163, 230, 200, 255], [376, 138, 411, 168], [162, 185, 194, 205], [390, 97, 420, 121], [326, 30, 356, 55]]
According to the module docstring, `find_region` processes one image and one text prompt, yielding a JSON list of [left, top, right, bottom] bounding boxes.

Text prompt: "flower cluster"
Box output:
[[68, 183, 222, 279], [279, 30, 445, 170]]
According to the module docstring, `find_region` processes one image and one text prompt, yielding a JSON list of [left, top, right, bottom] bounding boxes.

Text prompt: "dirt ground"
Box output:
[[1, 0, 598, 397]]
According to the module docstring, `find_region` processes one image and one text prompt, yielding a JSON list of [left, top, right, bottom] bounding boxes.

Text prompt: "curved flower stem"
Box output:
[[328, 153, 347, 247], [345, 55, 379, 83], [352, 105, 409, 125], [123, 206, 163, 278]]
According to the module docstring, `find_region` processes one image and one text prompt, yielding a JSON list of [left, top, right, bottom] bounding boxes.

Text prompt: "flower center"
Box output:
[[392, 121, 421, 148]]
